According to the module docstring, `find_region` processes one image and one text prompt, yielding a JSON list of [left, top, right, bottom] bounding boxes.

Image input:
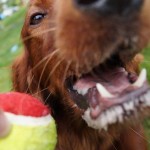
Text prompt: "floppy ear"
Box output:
[[12, 49, 43, 98], [12, 51, 30, 92]]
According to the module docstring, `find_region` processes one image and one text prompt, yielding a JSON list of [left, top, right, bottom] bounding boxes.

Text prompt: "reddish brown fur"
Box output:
[[12, 0, 150, 149]]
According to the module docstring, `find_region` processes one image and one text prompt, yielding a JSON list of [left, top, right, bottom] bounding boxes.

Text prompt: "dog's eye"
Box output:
[[30, 13, 46, 25]]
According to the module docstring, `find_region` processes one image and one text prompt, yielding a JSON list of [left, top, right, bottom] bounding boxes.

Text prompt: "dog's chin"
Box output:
[[65, 53, 150, 131]]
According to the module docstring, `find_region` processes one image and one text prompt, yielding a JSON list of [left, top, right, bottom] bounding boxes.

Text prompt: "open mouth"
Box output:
[[66, 54, 150, 130]]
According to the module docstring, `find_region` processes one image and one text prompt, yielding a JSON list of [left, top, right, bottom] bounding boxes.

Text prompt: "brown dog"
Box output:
[[12, 0, 150, 149]]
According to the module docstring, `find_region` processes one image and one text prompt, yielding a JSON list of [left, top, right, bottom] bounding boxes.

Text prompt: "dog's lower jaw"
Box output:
[[48, 92, 147, 150], [54, 117, 147, 150]]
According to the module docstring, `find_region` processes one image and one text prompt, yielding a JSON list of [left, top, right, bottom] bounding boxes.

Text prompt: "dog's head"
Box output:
[[21, 0, 150, 131]]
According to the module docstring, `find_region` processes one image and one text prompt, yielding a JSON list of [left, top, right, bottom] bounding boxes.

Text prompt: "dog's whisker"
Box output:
[[129, 127, 150, 144], [25, 72, 35, 94], [45, 58, 64, 86], [37, 50, 60, 91], [24, 46, 49, 94], [110, 139, 118, 150], [33, 87, 49, 95], [61, 61, 72, 89], [32, 49, 60, 71], [44, 92, 51, 105], [10, 0, 150, 149], [22, 27, 56, 42]]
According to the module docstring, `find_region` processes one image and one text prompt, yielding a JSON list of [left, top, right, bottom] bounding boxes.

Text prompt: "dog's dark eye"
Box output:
[[30, 13, 46, 25]]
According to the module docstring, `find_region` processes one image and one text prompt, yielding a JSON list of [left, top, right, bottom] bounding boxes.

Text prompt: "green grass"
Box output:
[[0, 7, 150, 147], [0, 7, 25, 92], [141, 47, 150, 147]]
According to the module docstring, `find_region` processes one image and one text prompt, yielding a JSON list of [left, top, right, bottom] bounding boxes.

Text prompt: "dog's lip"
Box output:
[[86, 81, 149, 119], [75, 68, 148, 118], [67, 67, 150, 119]]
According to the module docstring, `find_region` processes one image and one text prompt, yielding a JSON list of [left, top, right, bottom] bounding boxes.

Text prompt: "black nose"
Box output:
[[74, 0, 143, 16]]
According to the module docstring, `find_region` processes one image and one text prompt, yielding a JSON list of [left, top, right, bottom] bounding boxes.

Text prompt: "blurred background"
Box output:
[[0, 0, 27, 91], [0, 0, 150, 147]]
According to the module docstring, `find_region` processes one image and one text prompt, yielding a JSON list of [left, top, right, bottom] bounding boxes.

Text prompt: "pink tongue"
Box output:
[[74, 68, 131, 95]]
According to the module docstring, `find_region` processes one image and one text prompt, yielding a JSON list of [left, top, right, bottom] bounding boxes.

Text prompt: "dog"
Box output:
[[12, 0, 150, 149]]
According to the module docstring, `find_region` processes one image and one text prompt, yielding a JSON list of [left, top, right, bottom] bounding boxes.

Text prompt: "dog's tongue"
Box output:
[[74, 67, 143, 119], [74, 67, 131, 95]]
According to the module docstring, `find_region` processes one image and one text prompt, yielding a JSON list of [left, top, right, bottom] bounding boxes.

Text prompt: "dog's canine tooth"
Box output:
[[96, 83, 114, 98], [132, 69, 147, 87]]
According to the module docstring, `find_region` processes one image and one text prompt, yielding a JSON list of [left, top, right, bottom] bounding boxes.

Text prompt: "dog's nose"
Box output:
[[75, 0, 143, 16]]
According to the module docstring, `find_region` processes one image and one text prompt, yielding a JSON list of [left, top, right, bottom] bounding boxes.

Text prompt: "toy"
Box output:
[[0, 92, 57, 150]]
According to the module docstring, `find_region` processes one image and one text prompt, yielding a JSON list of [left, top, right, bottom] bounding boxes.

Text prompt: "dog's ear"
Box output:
[[12, 49, 43, 98], [12, 51, 30, 92]]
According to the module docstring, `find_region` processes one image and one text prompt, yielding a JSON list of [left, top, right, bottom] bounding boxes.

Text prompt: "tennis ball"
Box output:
[[0, 92, 57, 150]]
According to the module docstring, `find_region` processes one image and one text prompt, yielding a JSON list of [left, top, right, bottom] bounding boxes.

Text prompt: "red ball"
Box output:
[[0, 92, 50, 117]]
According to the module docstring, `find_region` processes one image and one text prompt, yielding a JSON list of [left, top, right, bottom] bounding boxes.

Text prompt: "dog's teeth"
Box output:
[[81, 88, 89, 95], [144, 99, 150, 107], [114, 106, 124, 123], [79, 88, 88, 95], [123, 101, 134, 112], [75, 88, 88, 96], [82, 109, 109, 130], [98, 113, 108, 130], [106, 109, 117, 124], [96, 83, 114, 98], [132, 68, 147, 87], [143, 91, 150, 107]]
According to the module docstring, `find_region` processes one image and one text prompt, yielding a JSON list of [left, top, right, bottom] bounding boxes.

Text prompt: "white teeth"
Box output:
[[144, 99, 150, 107], [98, 113, 108, 131], [82, 89, 150, 131], [134, 98, 140, 106], [78, 88, 88, 95], [143, 91, 150, 107], [81, 88, 89, 95], [73, 87, 89, 96], [133, 68, 147, 87], [123, 101, 134, 111], [105, 109, 117, 124], [114, 106, 124, 123], [96, 83, 114, 98]]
